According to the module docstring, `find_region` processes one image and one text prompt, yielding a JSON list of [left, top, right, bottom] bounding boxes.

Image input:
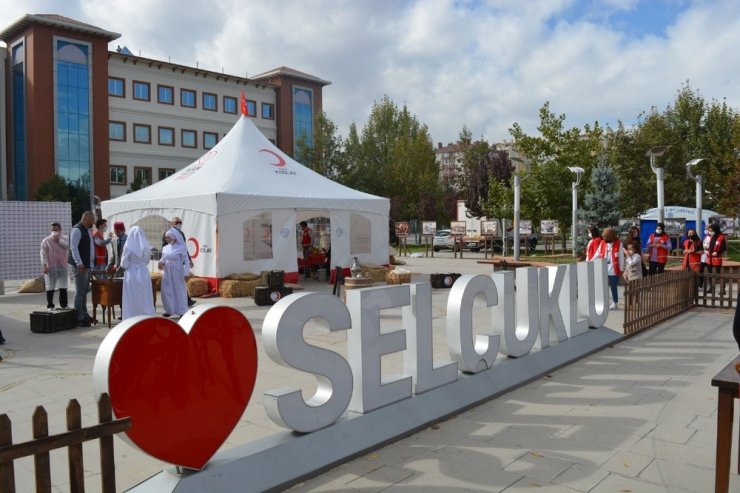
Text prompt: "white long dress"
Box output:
[[160, 244, 189, 317], [120, 226, 155, 320], [121, 250, 155, 319]]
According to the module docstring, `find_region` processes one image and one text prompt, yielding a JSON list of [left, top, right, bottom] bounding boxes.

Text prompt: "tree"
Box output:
[[457, 127, 513, 219], [504, 102, 604, 247], [581, 160, 620, 228], [610, 82, 740, 216], [34, 174, 90, 223], [295, 111, 345, 180], [346, 96, 445, 222]]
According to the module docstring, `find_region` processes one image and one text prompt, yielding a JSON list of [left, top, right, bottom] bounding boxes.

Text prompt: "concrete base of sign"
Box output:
[[130, 326, 623, 493]]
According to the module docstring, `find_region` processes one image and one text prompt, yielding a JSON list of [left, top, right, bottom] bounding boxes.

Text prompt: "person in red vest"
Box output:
[[92, 218, 113, 274], [598, 228, 624, 310], [585, 226, 602, 261], [646, 222, 671, 276], [706, 222, 727, 292], [681, 229, 702, 273]]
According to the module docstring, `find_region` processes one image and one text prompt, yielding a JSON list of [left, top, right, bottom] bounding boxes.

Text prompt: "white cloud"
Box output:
[[2, 0, 740, 145]]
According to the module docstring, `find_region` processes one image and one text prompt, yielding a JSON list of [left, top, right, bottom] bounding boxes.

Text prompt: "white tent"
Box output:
[[101, 116, 389, 286]]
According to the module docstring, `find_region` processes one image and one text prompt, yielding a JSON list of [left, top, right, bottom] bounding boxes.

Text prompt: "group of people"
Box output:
[[41, 212, 195, 327], [585, 221, 729, 310]]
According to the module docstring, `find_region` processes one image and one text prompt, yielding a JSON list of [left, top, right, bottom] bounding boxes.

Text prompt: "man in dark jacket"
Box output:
[[68, 211, 95, 326]]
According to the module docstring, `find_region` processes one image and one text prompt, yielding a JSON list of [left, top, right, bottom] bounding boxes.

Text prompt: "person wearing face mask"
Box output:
[[681, 229, 702, 273], [646, 222, 671, 276], [40, 222, 70, 311], [107, 221, 128, 278], [158, 229, 189, 317], [627, 225, 642, 252], [706, 223, 727, 292], [585, 226, 602, 261], [92, 218, 114, 274]]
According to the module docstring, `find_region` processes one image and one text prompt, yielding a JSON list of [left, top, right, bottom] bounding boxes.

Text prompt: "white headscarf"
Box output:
[[124, 226, 152, 258], [165, 228, 188, 256]]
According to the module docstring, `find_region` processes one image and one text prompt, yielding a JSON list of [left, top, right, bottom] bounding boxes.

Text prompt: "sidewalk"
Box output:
[[0, 254, 737, 492]]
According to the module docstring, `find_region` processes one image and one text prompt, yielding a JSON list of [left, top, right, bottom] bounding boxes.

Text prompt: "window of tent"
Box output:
[[350, 213, 371, 254], [243, 213, 273, 261]]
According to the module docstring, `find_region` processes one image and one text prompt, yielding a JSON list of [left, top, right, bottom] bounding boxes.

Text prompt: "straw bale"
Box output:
[[218, 279, 261, 298], [187, 277, 210, 297], [225, 272, 261, 281]]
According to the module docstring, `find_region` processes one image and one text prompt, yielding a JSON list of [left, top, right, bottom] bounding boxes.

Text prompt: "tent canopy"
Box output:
[[101, 116, 389, 282]]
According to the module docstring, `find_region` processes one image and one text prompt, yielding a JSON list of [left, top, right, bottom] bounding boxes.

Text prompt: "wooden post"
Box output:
[[0, 414, 15, 493], [32, 407, 51, 493], [98, 394, 116, 493], [66, 400, 84, 493]]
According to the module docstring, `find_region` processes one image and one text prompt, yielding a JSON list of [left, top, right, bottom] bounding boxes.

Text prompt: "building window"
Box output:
[[223, 96, 237, 114], [158, 126, 175, 146], [245, 99, 256, 117], [133, 80, 150, 101], [108, 77, 125, 97], [181, 129, 197, 148], [133, 124, 151, 144], [203, 92, 217, 111], [133, 167, 152, 187], [261, 102, 275, 120], [11, 41, 27, 199], [293, 86, 314, 155], [55, 39, 91, 193], [110, 166, 127, 185], [109, 121, 126, 141], [204, 131, 218, 149], [159, 168, 175, 180], [181, 89, 196, 108], [157, 84, 174, 104]]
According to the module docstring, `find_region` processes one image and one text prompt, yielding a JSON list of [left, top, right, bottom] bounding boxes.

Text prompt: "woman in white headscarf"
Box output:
[[158, 228, 189, 317], [120, 226, 155, 319]]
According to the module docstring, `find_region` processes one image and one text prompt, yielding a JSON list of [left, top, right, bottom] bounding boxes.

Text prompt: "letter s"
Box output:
[[262, 293, 352, 433]]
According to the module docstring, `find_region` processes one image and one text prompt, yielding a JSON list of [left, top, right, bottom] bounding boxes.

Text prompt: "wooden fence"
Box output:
[[623, 270, 696, 335], [0, 394, 131, 493], [624, 269, 740, 335]]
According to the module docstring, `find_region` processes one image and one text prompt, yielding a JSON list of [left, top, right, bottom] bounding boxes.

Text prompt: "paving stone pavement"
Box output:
[[0, 252, 738, 492]]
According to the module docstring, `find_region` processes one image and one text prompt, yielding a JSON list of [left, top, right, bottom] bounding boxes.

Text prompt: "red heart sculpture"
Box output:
[[93, 305, 258, 470]]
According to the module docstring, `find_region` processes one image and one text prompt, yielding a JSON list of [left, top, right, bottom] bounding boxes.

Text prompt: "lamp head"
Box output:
[[567, 166, 585, 186], [510, 157, 530, 177], [685, 158, 706, 180]]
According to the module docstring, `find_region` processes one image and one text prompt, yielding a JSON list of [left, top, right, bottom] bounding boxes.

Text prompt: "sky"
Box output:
[[2, 0, 740, 145]]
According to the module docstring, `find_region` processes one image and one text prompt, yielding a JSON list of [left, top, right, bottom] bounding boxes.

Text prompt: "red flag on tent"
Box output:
[[240, 90, 248, 116]]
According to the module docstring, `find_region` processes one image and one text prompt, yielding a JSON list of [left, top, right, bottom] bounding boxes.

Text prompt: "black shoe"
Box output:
[[77, 320, 91, 327], [187, 299, 196, 307], [0, 337, 5, 345], [163, 313, 171, 318]]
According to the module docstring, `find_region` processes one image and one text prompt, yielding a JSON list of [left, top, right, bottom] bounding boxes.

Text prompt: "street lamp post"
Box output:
[[646, 146, 670, 224], [567, 166, 584, 257], [511, 157, 529, 261], [685, 158, 706, 233]]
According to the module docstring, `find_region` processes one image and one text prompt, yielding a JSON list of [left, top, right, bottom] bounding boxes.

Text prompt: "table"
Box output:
[[92, 278, 158, 328], [92, 278, 122, 328], [711, 355, 740, 493]]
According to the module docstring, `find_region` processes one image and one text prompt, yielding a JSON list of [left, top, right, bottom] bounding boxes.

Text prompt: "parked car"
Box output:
[[433, 230, 482, 252]]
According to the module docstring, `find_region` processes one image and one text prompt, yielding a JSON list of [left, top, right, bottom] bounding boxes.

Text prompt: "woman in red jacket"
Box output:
[[706, 223, 727, 292], [682, 229, 702, 273], [586, 226, 602, 261]]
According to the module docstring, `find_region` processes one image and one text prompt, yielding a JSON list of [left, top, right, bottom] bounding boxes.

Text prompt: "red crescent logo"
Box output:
[[188, 236, 200, 259], [260, 149, 286, 167]]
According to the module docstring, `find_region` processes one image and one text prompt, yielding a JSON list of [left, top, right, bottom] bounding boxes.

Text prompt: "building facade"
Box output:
[[0, 14, 330, 202]]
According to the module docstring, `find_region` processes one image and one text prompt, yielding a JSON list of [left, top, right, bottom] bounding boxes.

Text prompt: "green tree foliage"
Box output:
[[33, 174, 90, 223], [581, 160, 620, 228], [295, 111, 346, 180], [457, 127, 513, 218], [609, 82, 740, 216], [495, 102, 604, 246], [342, 96, 445, 221]]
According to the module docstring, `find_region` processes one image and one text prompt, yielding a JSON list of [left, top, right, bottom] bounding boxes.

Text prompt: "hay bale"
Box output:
[[363, 266, 389, 282], [187, 277, 210, 297], [218, 279, 262, 298], [225, 272, 261, 281], [150, 272, 162, 291], [18, 276, 44, 293]]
